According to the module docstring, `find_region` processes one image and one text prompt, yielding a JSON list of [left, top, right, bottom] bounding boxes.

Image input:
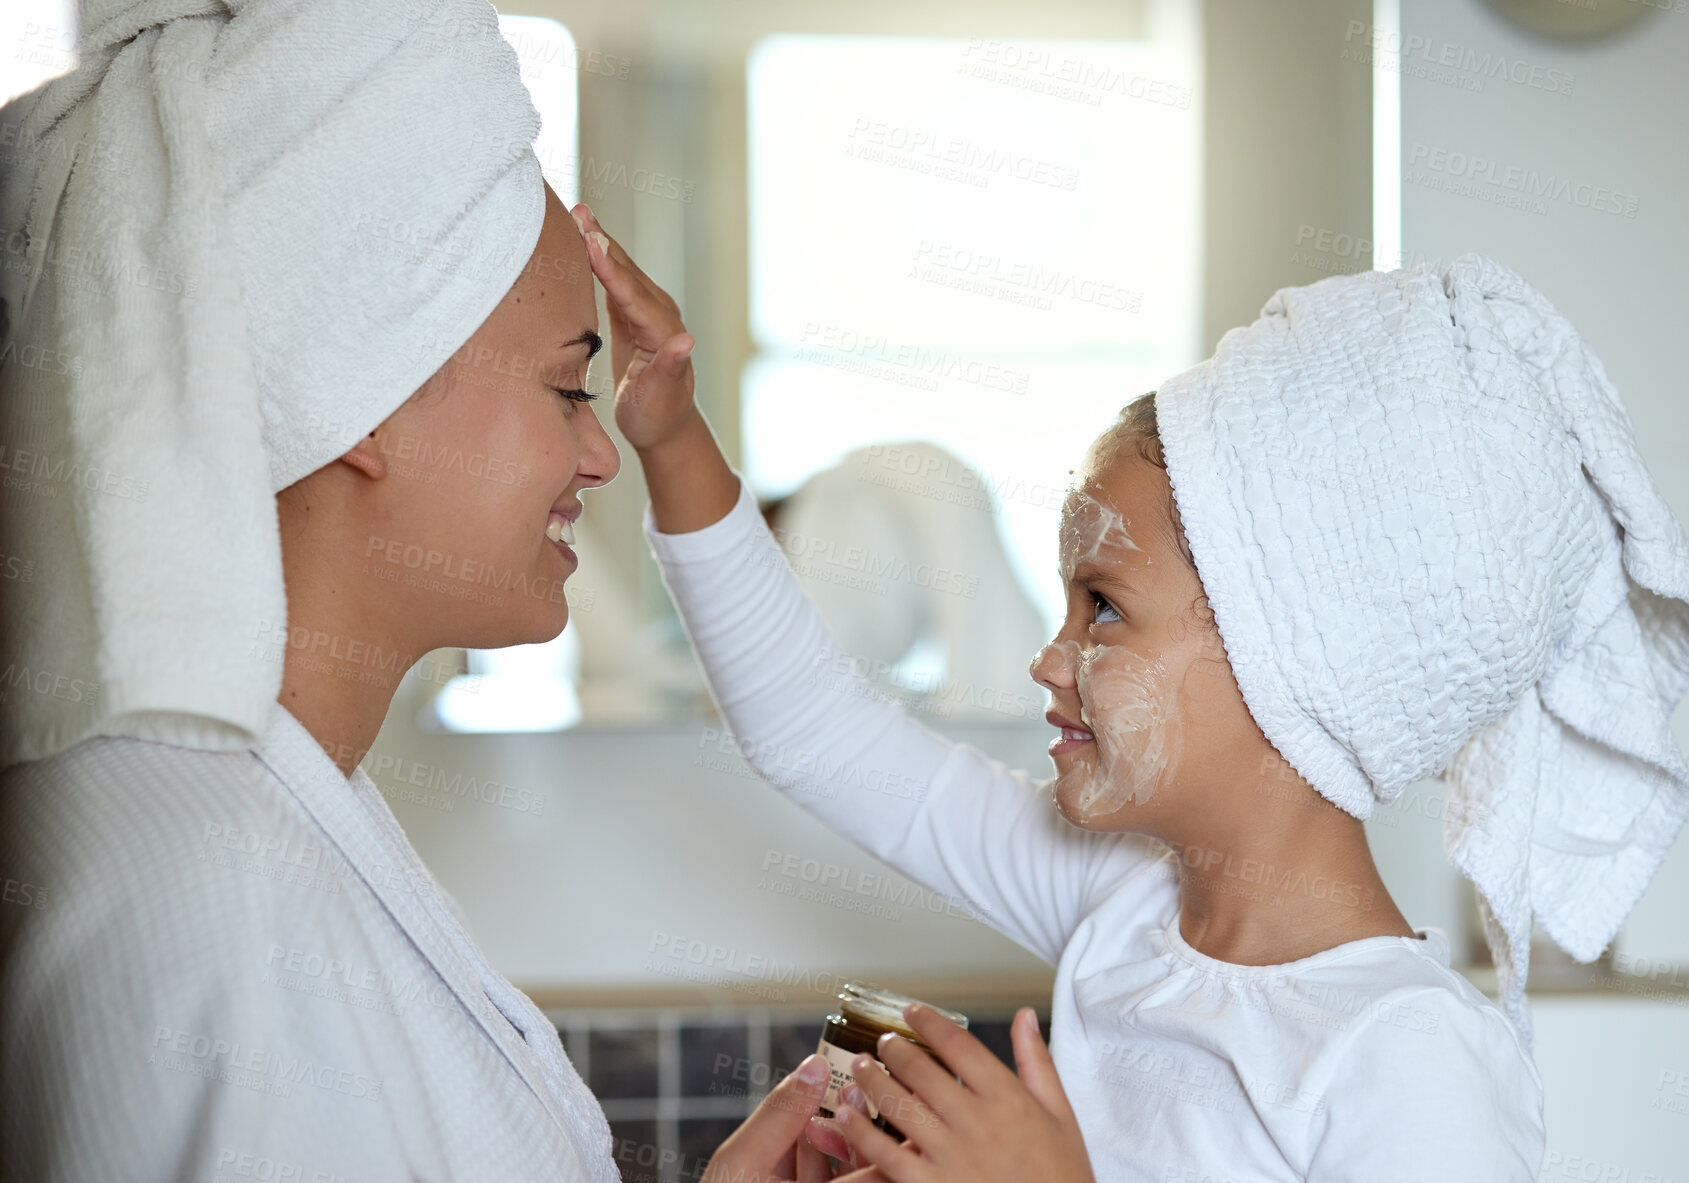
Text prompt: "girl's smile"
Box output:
[[1046, 710, 1095, 756]]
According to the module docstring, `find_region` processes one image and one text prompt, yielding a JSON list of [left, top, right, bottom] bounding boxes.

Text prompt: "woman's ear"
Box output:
[[337, 431, 388, 481]]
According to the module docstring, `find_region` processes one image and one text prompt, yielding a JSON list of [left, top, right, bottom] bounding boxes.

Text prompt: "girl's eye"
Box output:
[[550, 386, 597, 405], [1091, 592, 1121, 625]]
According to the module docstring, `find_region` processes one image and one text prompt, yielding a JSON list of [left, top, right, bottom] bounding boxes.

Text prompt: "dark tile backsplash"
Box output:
[[589, 1027, 662, 1099], [675, 1118, 743, 1180], [767, 1021, 821, 1083], [679, 1023, 748, 1098], [607, 1119, 661, 1183]]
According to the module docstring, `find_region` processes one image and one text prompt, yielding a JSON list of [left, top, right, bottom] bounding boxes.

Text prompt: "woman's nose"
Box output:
[[1030, 638, 1079, 690], [577, 404, 622, 489]]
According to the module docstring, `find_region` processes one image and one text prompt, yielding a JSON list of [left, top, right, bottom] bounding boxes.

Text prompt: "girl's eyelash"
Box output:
[[550, 386, 597, 404], [1091, 591, 1122, 623]]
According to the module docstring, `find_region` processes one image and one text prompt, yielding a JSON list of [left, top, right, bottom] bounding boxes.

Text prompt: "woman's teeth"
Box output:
[[546, 514, 576, 546], [1063, 727, 1094, 743]]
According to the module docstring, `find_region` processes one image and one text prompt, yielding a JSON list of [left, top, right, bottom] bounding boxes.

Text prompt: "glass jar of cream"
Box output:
[[815, 981, 969, 1137]]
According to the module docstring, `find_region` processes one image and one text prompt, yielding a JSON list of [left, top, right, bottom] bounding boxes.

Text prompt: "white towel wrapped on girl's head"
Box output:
[[1153, 252, 1689, 1045]]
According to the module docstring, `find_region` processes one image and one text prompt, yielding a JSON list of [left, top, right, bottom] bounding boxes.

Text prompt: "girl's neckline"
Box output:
[[1161, 907, 1443, 976]]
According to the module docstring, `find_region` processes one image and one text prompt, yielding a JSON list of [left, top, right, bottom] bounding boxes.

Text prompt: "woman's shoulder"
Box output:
[[3, 727, 284, 810], [0, 738, 548, 1180], [0, 733, 351, 991], [3, 731, 323, 894]]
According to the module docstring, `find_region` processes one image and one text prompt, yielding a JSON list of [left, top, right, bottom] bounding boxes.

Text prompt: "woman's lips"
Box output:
[[546, 510, 577, 565], [546, 510, 576, 545]]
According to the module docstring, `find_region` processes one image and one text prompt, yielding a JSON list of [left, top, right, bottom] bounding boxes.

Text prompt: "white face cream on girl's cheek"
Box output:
[[1041, 490, 1185, 821], [1073, 643, 1182, 815]]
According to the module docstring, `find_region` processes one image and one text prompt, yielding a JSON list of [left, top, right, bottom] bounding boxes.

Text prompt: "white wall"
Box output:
[[1530, 997, 1689, 1181], [1399, 0, 1689, 969], [1399, 0, 1689, 1171]]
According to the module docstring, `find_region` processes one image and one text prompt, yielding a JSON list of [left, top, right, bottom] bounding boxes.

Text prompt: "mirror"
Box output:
[[422, 2, 1206, 733]]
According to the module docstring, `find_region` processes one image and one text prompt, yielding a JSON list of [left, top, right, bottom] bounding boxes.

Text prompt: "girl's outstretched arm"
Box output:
[[575, 205, 1171, 965]]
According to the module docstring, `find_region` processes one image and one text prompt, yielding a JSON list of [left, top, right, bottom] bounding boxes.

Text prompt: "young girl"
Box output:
[[580, 205, 1689, 1181]]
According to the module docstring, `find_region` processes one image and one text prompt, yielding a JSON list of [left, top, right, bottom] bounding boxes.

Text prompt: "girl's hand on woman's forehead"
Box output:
[[809, 1004, 1097, 1183], [588, 205, 740, 533], [569, 203, 697, 451]]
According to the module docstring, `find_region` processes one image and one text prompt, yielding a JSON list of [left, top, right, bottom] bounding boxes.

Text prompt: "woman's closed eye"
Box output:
[[550, 386, 597, 405]]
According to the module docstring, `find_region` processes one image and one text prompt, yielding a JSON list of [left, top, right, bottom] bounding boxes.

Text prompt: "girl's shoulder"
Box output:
[[1068, 907, 1539, 1086], [1297, 956, 1547, 1178]]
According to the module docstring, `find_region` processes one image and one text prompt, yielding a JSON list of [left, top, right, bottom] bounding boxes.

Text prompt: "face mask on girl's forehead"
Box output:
[[1059, 488, 1149, 583]]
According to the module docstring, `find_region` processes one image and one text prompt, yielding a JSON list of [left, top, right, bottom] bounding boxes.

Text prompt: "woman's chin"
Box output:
[[480, 605, 570, 651], [531, 606, 571, 645]]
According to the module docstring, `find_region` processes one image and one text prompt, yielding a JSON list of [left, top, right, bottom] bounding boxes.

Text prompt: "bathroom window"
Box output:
[[743, 29, 1204, 633]]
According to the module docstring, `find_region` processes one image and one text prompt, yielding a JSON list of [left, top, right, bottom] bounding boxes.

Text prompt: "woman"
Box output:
[[0, 1, 1088, 1179]]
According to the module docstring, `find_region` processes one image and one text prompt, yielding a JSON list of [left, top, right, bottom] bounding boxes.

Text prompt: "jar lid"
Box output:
[[838, 981, 969, 1037]]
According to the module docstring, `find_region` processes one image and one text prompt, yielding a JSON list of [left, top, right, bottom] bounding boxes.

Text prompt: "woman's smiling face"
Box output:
[[1031, 423, 1267, 835], [352, 182, 619, 651]]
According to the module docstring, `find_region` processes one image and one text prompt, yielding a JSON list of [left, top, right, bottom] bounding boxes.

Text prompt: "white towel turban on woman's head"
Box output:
[[0, 0, 546, 768], [1153, 253, 1689, 1046]]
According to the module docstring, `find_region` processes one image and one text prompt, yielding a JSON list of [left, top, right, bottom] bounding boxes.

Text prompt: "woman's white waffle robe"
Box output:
[[0, 703, 619, 1179]]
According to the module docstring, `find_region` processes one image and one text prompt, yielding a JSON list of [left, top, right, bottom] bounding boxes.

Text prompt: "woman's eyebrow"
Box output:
[[558, 330, 603, 360]]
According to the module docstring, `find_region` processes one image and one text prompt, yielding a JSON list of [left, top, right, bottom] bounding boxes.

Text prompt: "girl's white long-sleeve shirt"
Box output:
[[644, 473, 1546, 1183]]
